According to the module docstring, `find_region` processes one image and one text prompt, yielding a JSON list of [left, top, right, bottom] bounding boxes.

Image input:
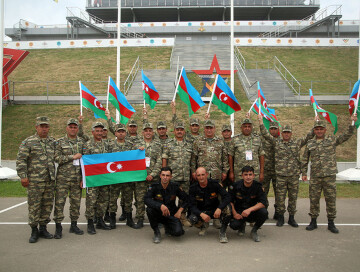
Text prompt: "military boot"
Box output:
[[126, 213, 136, 228], [219, 224, 228, 243], [250, 226, 260, 242], [54, 223, 62, 239], [237, 222, 246, 236], [87, 219, 96, 235], [96, 217, 111, 230], [306, 218, 317, 231], [118, 205, 126, 221], [39, 225, 53, 239], [288, 215, 299, 228], [213, 219, 222, 229], [109, 212, 117, 229], [328, 220, 339, 234], [134, 219, 144, 229], [276, 215, 284, 227], [198, 222, 209, 236], [273, 211, 279, 220], [104, 211, 110, 223], [153, 228, 161, 244], [180, 213, 192, 227], [69, 221, 84, 235], [29, 226, 39, 243]]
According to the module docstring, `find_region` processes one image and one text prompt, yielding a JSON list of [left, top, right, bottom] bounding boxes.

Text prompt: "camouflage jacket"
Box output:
[[301, 125, 355, 178], [162, 138, 193, 182], [228, 133, 265, 178], [191, 136, 230, 180], [78, 124, 90, 142], [260, 124, 314, 177], [55, 135, 86, 180], [16, 134, 56, 181], [106, 118, 142, 145], [136, 138, 162, 179], [108, 139, 135, 153], [83, 138, 110, 155]]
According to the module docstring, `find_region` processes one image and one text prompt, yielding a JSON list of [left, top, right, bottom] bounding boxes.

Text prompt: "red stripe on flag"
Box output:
[[143, 82, 159, 101], [109, 85, 135, 118], [214, 86, 241, 111], [179, 76, 201, 113], [84, 159, 146, 176], [82, 90, 106, 110]]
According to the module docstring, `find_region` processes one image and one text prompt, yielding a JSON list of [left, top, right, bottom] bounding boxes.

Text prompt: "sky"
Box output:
[[3, 0, 360, 29]]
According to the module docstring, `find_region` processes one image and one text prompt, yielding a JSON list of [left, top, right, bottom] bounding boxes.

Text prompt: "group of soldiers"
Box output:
[[16, 101, 358, 244]]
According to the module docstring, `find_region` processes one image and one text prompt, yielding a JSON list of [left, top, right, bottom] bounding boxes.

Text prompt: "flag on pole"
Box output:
[[81, 82, 113, 121], [310, 89, 338, 134], [142, 70, 159, 109], [251, 100, 279, 130], [257, 82, 268, 110], [176, 67, 205, 117], [349, 79, 360, 128], [108, 77, 136, 124], [211, 74, 241, 115], [81, 150, 147, 188]]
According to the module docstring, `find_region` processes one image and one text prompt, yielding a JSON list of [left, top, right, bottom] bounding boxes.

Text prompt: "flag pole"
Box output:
[[79, 81, 83, 115], [115, 0, 121, 123], [207, 75, 217, 114], [357, 12, 360, 168], [0, 0, 4, 167], [172, 67, 183, 102], [230, 0, 235, 136], [353, 84, 360, 126], [248, 98, 257, 115], [310, 89, 318, 118], [106, 76, 110, 109]]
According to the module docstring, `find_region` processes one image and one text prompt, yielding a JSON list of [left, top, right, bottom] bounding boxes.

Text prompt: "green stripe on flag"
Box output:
[[82, 98, 107, 120], [177, 86, 195, 116], [212, 95, 235, 115], [85, 170, 147, 188], [144, 92, 157, 109]]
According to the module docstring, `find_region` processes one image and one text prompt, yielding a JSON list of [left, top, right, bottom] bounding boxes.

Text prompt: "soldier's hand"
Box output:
[[200, 213, 211, 223], [161, 204, 170, 217], [221, 173, 227, 182], [138, 146, 145, 151], [73, 153, 82, 160], [143, 107, 148, 117], [302, 175, 307, 182], [21, 178, 29, 188], [171, 101, 176, 114], [205, 112, 210, 120], [213, 208, 222, 219], [146, 175, 153, 182], [315, 115, 320, 121], [241, 209, 251, 218], [78, 115, 83, 124], [245, 112, 250, 119], [233, 212, 242, 220], [351, 113, 357, 122], [258, 114, 263, 124], [105, 109, 111, 119], [174, 210, 181, 219]]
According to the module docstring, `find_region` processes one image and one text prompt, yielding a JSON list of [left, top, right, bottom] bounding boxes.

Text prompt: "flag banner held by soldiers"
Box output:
[[211, 74, 241, 115], [175, 67, 205, 117], [251, 99, 280, 130], [80, 82, 114, 122], [349, 79, 360, 128], [310, 89, 338, 134], [108, 76, 136, 125], [142, 70, 159, 109], [81, 150, 147, 188]]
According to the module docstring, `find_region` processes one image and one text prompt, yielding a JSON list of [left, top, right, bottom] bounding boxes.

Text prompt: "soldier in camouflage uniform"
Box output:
[[16, 116, 56, 243], [162, 120, 193, 227], [302, 115, 357, 234], [261, 121, 279, 219], [53, 118, 85, 239], [107, 123, 137, 229], [83, 121, 112, 234], [132, 122, 163, 229], [228, 118, 265, 182], [221, 124, 233, 189], [259, 116, 314, 227]]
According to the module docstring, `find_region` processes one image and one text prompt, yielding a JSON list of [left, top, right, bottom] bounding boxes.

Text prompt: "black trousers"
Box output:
[[230, 208, 268, 230], [146, 207, 184, 237], [189, 209, 231, 226]]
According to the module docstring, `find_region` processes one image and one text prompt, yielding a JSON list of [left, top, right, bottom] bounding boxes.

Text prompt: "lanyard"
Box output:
[[39, 140, 47, 154], [68, 139, 79, 154], [242, 136, 253, 150]]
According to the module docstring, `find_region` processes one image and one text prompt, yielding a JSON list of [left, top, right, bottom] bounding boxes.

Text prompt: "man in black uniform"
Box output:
[[229, 166, 268, 242], [188, 167, 232, 243], [144, 167, 188, 244]]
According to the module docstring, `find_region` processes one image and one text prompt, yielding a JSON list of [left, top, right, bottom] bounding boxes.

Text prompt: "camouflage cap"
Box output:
[[66, 118, 79, 126], [204, 119, 215, 127], [128, 119, 137, 127], [157, 121, 167, 129], [190, 117, 200, 126], [143, 122, 153, 130], [36, 116, 50, 126], [102, 124, 108, 130], [174, 120, 185, 129], [115, 123, 126, 131], [92, 121, 104, 129], [222, 124, 231, 132], [269, 121, 279, 129], [314, 120, 326, 128], [282, 124, 292, 132], [241, 118, 252, 125]]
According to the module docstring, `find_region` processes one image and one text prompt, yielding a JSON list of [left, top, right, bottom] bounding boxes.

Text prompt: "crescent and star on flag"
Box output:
[[106, 162, 124, 173]]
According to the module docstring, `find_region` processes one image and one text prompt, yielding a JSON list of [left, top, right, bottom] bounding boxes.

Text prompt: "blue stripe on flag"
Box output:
[[82, 149, 145, 165]]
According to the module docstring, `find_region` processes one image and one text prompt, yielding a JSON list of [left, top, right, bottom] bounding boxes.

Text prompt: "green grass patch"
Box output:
[[0, 181, 27, 197]]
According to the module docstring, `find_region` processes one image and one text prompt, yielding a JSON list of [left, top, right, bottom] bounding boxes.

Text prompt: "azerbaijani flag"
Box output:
[[349, 79, 360, 128], [310, 89, 338, 134], [212, 74, 241, 115], [108, 76, 136, 125], [257, 82, 268, 110], [80, 82, 113, 121], [176, 67, 205, 117], [251, 99, 280, 130], [81, 150, 147, 188], [142, 70, 159, 109]]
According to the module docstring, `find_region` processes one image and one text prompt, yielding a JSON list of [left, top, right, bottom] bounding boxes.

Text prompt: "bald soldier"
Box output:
[[16, 116, 56, 243]]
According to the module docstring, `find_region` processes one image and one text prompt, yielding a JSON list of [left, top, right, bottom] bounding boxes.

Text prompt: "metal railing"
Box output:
[[273, 56, 301, 95], [123, 56, 141, 95]]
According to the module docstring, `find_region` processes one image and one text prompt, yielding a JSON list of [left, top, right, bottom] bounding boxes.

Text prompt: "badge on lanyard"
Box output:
[[245, 150, 253, 160], [73, 159, 80, 166], [146, 157, 151, 167]]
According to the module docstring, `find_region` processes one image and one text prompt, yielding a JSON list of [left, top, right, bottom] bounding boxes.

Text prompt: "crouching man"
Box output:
[[144, 167, 188, 243], [229, 166, 268, 242]]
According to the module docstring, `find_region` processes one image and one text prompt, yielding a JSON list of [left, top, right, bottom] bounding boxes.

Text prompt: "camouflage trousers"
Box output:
[[177, 180, 190, 213], [109, 182, 134, 214], [53, 176, 82, 223], [134, 181, 148, 220], [309, 175, 336, 220], [275, 175, 299, 216], [262, 171, 277, 208], [27, 176, 55, 227], [85, 185, 110, 220]]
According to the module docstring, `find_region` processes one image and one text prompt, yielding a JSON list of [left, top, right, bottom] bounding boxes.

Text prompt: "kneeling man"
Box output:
[[144, 167, 188, 243], [229, 166, 268, 242]]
